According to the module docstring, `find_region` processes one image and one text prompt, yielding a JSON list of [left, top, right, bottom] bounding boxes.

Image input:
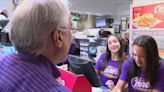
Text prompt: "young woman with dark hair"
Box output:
[[95, 35, 126, 90], [112, 35, 164, 92]]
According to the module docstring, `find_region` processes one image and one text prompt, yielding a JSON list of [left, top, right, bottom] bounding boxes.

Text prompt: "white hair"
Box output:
[[9, 0, 70, 54]]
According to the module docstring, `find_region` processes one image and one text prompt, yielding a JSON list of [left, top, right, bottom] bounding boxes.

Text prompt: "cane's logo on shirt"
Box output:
[[131, 77, 152, 91], [102, 66, 119, 79]]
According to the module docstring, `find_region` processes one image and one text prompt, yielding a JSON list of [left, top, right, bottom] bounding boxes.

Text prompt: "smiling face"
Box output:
[[107, 35, 121, 54], [132, 45, 146, 70]]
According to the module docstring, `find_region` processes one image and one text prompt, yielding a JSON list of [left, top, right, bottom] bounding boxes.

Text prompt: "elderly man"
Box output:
[[0, 0, 72, 91]]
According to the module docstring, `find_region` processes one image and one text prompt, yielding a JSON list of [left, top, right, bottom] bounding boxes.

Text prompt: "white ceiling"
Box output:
[[70, 0, 130, 15]]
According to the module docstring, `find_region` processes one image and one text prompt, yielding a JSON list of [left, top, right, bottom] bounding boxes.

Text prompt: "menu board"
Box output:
[[130, 1, 164, 58], [132, 3, 164, 29]]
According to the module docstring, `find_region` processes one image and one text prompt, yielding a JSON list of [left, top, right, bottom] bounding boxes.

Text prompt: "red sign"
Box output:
[[132, 3, 164, 29]]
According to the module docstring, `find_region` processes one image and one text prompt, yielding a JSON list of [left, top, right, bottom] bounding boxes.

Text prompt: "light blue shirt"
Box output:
[[0, 45, 16, 55]]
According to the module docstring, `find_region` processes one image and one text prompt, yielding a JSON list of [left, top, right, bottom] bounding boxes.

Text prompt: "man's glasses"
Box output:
[[59, 27, 74, 31], [59, 27, 76, 34]]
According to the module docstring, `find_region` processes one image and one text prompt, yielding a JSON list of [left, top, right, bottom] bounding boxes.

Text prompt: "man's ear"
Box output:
[[52, 30, 63, 48]]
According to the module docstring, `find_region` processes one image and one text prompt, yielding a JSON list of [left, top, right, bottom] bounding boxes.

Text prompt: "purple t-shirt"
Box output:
[[95, 53, 120, 87], [120, 58, 164, 92]]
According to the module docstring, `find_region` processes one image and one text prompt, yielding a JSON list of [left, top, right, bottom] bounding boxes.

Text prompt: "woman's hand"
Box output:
[[56, 77, 65, 86], [112, 80, 127, 92], [105, 80, 115, 90]]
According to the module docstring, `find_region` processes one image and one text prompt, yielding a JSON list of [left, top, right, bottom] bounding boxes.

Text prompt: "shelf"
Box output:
[[80, 48, 88, 51], [80, 43, 89, 46]]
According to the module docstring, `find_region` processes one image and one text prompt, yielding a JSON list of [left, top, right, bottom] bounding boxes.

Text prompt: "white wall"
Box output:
[[133, 0, 164, 7], [70, 0, 117, 15], [114, 5, 130, 24]]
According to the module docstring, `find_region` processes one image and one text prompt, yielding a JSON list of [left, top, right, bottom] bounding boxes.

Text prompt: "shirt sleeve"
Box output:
[[51, 64, 61, 79], [1, 46, 16, 55], [154, 60, 164, 91], [119, 58, 133, 82], [94, 53, 105, 70]]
